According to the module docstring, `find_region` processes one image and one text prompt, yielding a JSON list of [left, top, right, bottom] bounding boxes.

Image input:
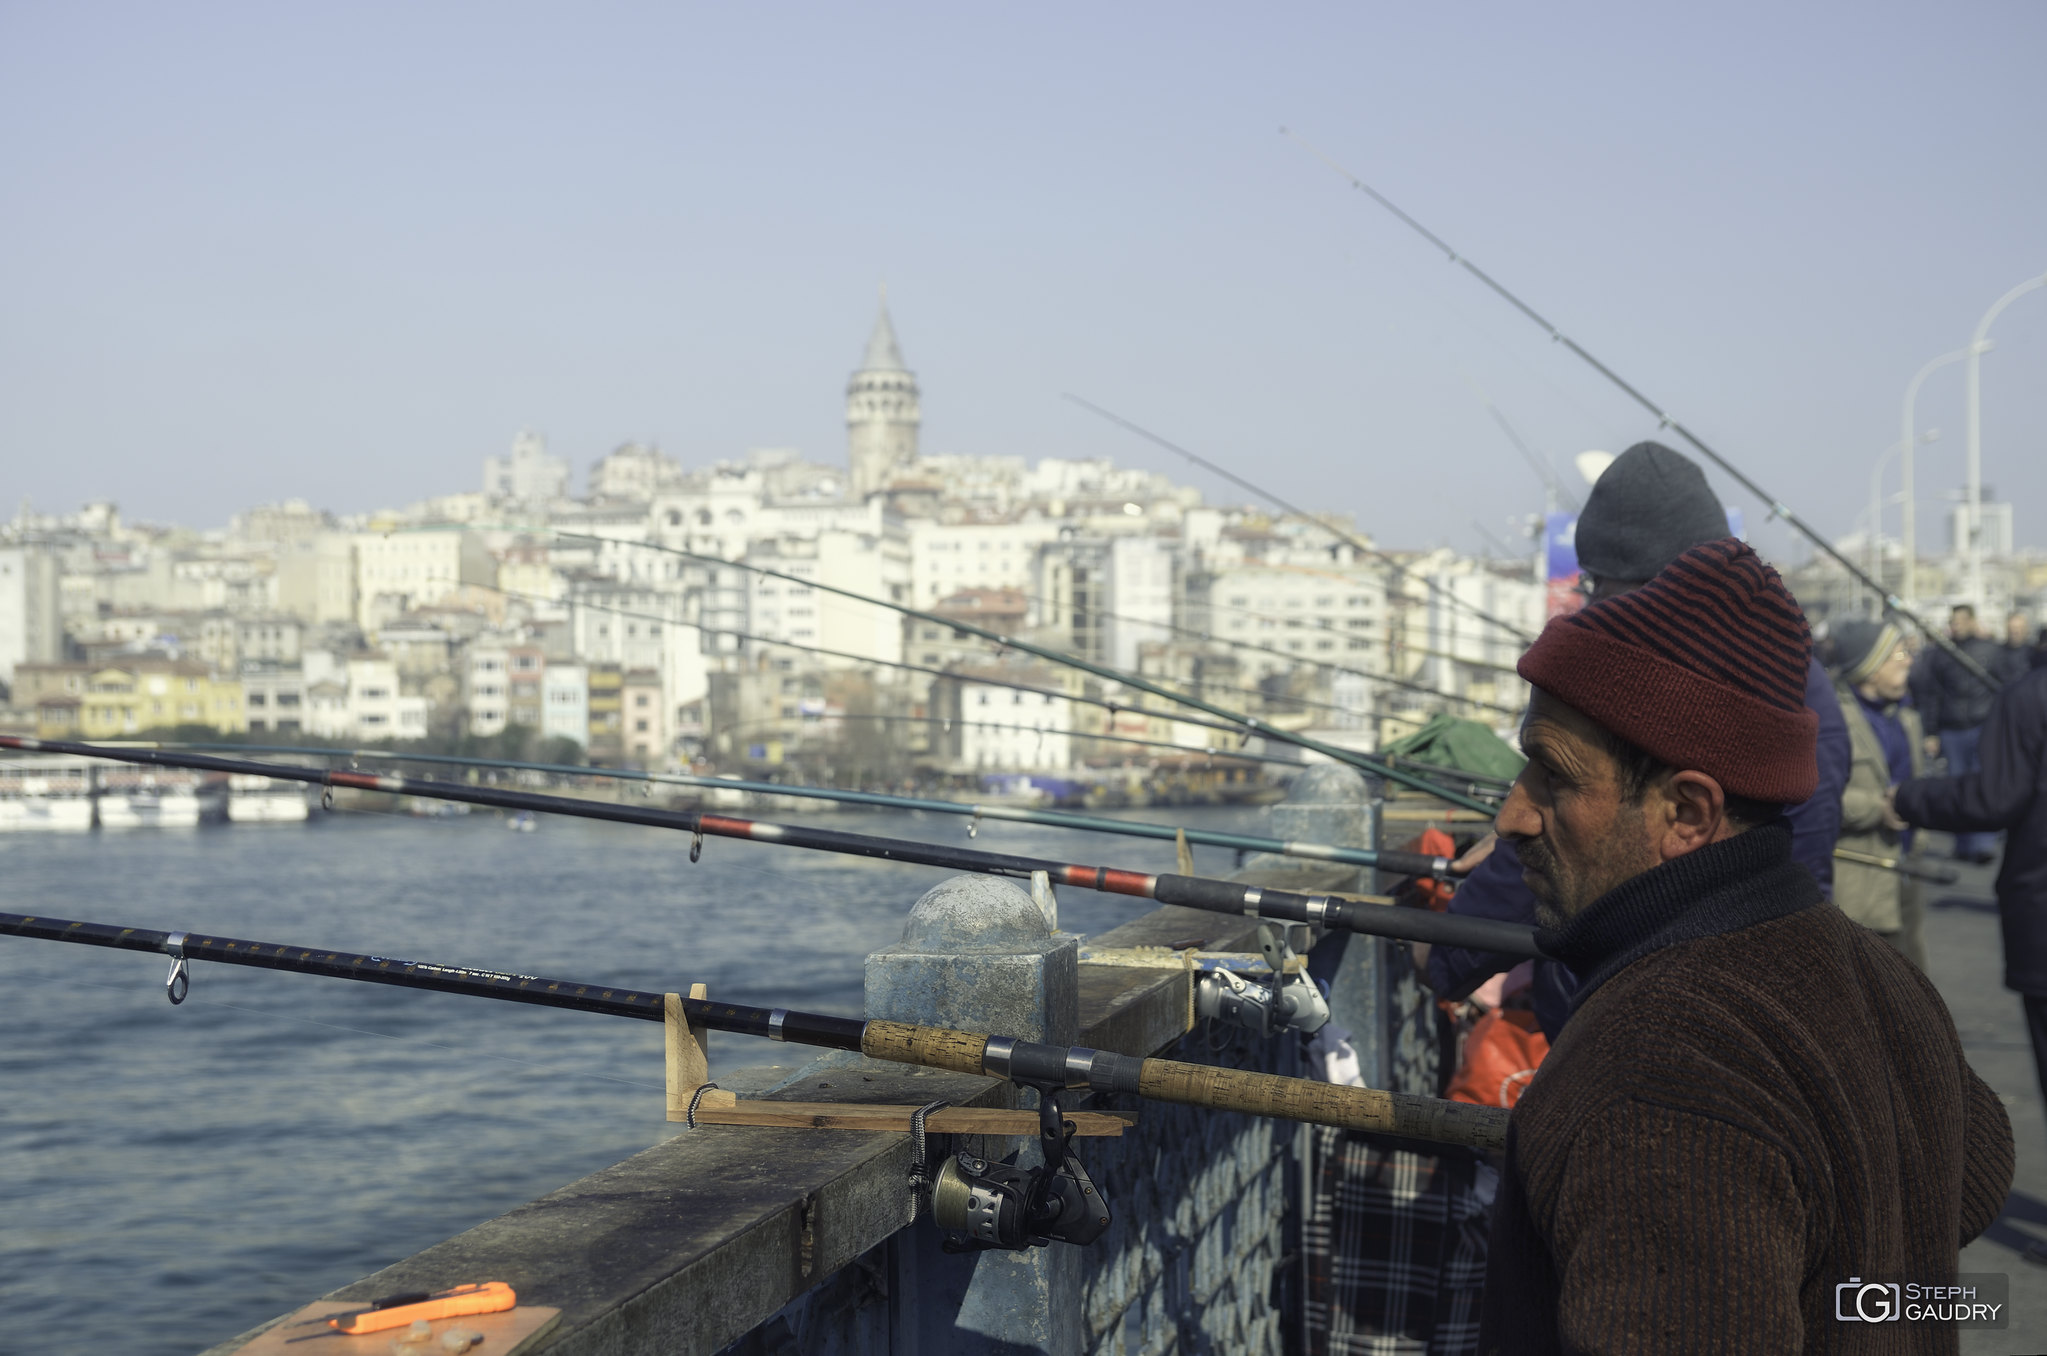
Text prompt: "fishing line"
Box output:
[[1061, 395, 1541, 646], [7, 964, 671, 1094], [1279, 126, 2001, 692], [570, 536, 1498, 813]]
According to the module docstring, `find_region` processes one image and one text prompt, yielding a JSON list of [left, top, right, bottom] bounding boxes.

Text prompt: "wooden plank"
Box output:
[[690, 1100, 1133, 1137]]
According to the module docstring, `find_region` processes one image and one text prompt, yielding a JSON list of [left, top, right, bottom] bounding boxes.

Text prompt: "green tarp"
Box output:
[[1380, 713, 1525, 781]]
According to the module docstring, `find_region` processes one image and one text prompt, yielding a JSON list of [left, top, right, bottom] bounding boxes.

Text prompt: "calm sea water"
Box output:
[[0, 801, 1251, 1353]]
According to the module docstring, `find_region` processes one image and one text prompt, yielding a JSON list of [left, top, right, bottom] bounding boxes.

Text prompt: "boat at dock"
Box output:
[[227, 774, 313, 823], [0, 757, 96, 832], [96, 766, 225, 829]]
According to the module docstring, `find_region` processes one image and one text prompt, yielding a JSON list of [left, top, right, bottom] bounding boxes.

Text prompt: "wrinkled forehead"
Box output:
[[1519, 689, 1607, 765]]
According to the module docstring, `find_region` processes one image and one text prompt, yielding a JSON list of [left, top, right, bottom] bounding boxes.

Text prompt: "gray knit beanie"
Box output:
[[1575, 441, 1729, 583], [1830, 618, 1904, 685]]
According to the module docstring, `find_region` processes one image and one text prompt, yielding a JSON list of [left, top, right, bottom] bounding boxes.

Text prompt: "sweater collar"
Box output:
[[1537, 820, 1820, 1007]]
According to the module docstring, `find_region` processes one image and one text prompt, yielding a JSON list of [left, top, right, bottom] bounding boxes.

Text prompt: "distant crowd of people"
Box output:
[[1382, 440, 2040, 1351]]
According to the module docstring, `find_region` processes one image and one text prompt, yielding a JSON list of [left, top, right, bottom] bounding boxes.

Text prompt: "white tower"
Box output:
[[846, 290, 920, 498]]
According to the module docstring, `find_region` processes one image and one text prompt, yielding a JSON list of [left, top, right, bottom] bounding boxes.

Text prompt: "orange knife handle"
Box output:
[[333, 1282, 517, 1333]]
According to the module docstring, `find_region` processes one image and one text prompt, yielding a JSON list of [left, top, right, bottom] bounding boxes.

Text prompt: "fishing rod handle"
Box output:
[[859, 1021, 1509, 1151], [1135, 1059, 1508, 1151], [1371, 849, 1456, 879]]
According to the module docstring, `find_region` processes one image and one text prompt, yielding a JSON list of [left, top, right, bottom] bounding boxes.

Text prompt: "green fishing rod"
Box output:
[[1279, 127, 2001, 694], [154, 741, 1471, 869], [555, 533, 1499, 815]]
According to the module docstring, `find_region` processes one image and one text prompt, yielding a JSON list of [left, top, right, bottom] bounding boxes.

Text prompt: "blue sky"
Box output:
[[3, 2, 2043, 559]]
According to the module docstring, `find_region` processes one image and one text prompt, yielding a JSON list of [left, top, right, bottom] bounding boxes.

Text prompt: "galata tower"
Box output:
[[845, 289, 920, 498]]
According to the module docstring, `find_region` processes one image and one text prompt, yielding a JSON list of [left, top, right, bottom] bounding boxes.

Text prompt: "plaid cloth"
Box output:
[[1303, 1132, 1492, 1355]]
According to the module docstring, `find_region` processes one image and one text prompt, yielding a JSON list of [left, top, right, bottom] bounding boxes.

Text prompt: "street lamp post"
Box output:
[[1963, 272, 2047, 608], [1867, 441, 1899, 612], [1899, 349, 1967, 607]]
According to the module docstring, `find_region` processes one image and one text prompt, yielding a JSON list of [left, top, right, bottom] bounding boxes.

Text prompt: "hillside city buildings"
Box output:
[[4, 298, 2038, 791]]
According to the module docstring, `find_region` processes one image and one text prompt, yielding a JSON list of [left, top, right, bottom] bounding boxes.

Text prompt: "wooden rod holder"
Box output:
[[664, 983, 710, 1123]]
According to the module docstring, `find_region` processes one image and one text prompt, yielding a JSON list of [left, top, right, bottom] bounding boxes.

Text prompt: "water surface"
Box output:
[[0, 802, 1249, 1352]]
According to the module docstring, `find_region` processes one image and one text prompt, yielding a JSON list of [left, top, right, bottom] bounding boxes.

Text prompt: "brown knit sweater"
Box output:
[[1477, 823, 2013, 1354]]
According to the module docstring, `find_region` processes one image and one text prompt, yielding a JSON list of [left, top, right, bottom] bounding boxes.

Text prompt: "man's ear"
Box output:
[[1658, 770, 1730, 860]]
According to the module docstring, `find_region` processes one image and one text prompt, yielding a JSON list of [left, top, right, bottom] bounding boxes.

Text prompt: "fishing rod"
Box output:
[[1062, 395, 1540, 647], [480, 581, 1505, 800], [0, 910, 1508, 1255], [915, 575, 1525, 719], [739, 714, 1512, 804], [1281, 128, 2001, 694], [0, 735, 1543, 960], [157, 741, 1412, 870], [720, 711, 1335, 773], [476, 581, 1265, 748], [485, 527, 1517, 722], [1832, 845, 1961, 885], [559, 534, 1500, 815], [509, 563, 1510, 805]]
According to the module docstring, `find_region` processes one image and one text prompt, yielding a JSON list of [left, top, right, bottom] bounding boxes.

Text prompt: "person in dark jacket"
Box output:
[[1422, 441, 1851, 1038], [1999, 609, 2038, 684], [1894, 661, 2047, 1143], [1911, 604, 2006, 862], [1478, 539, 2012, 1354]]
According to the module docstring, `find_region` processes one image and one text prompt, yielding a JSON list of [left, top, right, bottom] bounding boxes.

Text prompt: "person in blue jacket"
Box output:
[[1419, 442, 1852, 1038]]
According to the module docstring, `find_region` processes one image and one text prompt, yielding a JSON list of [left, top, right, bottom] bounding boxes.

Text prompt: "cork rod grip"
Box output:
[[861, 1020, 991, 1076], [1136, 1057, 1510, 1152]]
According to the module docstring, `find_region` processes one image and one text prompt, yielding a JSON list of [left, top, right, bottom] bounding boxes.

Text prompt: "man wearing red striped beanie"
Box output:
[[1476, 538, 2012, 1354]]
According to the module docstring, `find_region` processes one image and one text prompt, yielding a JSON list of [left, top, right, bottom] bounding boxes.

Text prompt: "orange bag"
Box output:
[[1409, 827, 1459, 911], [1446, 1007, 1550, 1109]]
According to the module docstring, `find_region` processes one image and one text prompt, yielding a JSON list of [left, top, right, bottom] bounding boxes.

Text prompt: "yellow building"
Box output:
[[78, 660, 246, 737]]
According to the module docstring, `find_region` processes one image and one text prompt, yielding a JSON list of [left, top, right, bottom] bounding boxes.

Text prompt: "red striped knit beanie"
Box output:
[[1517, 537, 1819, 803]]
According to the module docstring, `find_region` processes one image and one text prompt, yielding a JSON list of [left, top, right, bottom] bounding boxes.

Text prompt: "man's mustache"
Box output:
[[1518, 834, 1556, 879]]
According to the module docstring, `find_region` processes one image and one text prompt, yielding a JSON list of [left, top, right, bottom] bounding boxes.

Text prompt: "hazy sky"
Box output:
[[4, 3, 2043, 562]]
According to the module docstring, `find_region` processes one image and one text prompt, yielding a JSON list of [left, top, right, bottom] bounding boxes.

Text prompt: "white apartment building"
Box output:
[[343, 657, 430, 742], [1033, 533, 1176, 669], [542, 663, 589, 747], [1412, 558, 1543, 708], [243, 666, 308, 735], [907, 519, 1063, 607], [589, 442, 684, 502], [957, 681, 1073, 771], [274, 534, 358, 624], [484, 431, 572, 505], [1201, 562, 1388, 678], [571, 583, 680, 673], [465, 640, 511, 737], [353, 528, 494, 631], [195, 615, 303, 673], [0, 545, 63, 687], [744, 530, 909, 667]]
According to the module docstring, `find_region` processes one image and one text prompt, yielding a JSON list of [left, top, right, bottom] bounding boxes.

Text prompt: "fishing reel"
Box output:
[[1194, 923, 1330, 1038], [928, 1087, 1111, 1251]]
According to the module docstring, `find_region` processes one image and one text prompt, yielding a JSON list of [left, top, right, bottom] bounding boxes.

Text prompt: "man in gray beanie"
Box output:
[[1828, 618, 1927, 966], [1571, 440, 1731, 588]]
